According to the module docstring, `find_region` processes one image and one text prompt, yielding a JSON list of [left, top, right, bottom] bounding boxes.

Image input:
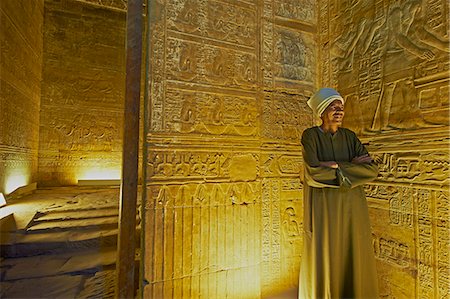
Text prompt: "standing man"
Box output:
[[299, 88, 379, 298]]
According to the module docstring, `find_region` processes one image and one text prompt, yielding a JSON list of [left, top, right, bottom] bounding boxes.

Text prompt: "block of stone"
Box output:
[[0, 275, 84, 298]]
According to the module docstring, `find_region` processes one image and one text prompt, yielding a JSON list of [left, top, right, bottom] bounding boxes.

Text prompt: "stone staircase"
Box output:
[[0, 187, 140, 298]]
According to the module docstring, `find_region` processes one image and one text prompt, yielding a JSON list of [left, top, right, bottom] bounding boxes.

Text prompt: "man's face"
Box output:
[[321, 99, 344, 125]]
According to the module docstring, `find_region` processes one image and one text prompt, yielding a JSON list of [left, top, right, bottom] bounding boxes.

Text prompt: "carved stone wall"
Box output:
[[0, 0, 44, 194], [142, 0, 316, 297], [38, 0, 126, 186], [319, 0, 449, 297]]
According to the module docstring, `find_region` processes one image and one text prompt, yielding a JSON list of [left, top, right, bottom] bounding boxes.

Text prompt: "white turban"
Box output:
[[307, 88, 345, 116]]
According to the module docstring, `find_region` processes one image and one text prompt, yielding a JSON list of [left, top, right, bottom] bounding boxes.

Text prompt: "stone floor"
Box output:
[[0, 186, 139, 299], [0, 186, 298, 299]]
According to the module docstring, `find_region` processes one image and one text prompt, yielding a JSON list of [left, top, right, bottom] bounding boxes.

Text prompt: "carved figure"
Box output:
[[386, 0, 449, 61]]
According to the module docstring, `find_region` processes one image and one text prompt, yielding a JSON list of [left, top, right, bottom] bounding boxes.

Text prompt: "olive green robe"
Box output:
[[298, 126, 379, 299]]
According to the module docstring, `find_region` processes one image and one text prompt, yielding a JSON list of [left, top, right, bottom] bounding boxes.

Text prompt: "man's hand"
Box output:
[[319, 161, 339, 168], [352, 154, 373, 164]]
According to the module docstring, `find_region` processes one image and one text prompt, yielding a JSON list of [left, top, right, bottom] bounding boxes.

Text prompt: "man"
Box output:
[[298, 88, 379, 298]]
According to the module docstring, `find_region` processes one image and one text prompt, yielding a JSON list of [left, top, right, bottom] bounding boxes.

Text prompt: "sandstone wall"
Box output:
[[318, 0, 449, 297], [0, 0, 44, 194], [38, 0, 126, 186], [142, 0, 317, 297]]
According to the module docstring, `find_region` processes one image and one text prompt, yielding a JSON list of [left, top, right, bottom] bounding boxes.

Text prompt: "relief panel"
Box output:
[[0, 0, 43, 194], [372, 152, 449, 186], [167, 0, 257, 48], [76, 0, 128, 10], [326, 0, 450, 134], [143, 182, 261, 298], [147, 150, 259, 182], [274, 0, 316, 23], [38, 0, 126, 185], [165, 38, 257, 89], [274, 27, 316, 89], [143, 0, 316, 297], [163, 88, 258, 136], [262, 92, 313, 142]]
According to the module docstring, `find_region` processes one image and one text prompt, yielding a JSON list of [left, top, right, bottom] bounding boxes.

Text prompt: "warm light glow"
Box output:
[[0, 193, 6, 207], [5, 173, 29, 194], [77, 167, 121, 181]]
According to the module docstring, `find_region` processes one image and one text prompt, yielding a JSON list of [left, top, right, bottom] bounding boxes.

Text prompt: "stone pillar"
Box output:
[[116, 0, 143, 298]]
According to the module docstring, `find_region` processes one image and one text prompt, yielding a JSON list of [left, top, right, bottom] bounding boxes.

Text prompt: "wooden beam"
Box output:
[[116, 0, 143, 297]]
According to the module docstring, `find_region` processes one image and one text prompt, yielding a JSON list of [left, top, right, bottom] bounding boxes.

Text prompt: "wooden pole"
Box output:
[[116, 0, 143, 297]]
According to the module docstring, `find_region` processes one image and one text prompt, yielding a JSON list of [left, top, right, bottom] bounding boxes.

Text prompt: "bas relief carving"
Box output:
[[167, 0, 256, 48], [164, 89, 258, 136], [274, 29, 316, 86], [321, 0, 449, 298], [327, 0, 449, 134], [274, 0, 316, 23], [145, 0, 311, 295]]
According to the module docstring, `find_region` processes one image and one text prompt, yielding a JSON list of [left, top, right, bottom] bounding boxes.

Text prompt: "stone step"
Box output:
[[2, 247, 118, 281]]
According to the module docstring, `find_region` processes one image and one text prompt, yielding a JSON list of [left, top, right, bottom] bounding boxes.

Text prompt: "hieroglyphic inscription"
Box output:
[[39, 0, 126, 185], [144, 181, 260, 298], [262, 153, 302, 176], [373, 234, 410, 268], [164, 89, 258, 136], [274, 28, 316, 88], [318, 0, 330, 87], [262, 92, 312, 141], [167, 0, 257, 48], [147, 151, 259, 181], [262, 0, 274, 88], [77, 0, 128, 10], [149, 0, 166, 132], [372, 152, 449, 185], [261, 179, 283, 295], [435, 191, 449, 298], [322, 0, 449, 298], [416, 189, 435, 298], [40, 111, 121, 152], [1, 0, 43, 193], [274, 0, 315, 23], [329, 0, 450, 134], [261, 179, 272, 293], [424, 0, 448, 37], [389, 187, 413, 227], [166, 38, 257, 89], [143, 0, 316, 296]]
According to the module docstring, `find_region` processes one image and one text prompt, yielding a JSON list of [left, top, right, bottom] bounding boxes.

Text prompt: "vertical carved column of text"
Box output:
[[143, 186, 155, 298], [435, 191, 449, 299], [208, 185, 220, 299], [239, 186, 248, 297], [252, 184, 263, 298], [173, 185, 185, 298], [233, 185, 241, 297], [200, 186, 210, 297], [415, 189, 435, 299], [191, 188, 202, 298], [271, 180, 281, 289], [225, 185, 234, 297], [149, 0, 165, 133], [182, 185, 193, 298], [152, 186, 167, 297], [243, 185, 253, 297], [318, 0, 330, 87], [262, 0, 274, 89], [217, 184, 227, 299], [163, 186, 175, 298], [261, 179, 272, 295]]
